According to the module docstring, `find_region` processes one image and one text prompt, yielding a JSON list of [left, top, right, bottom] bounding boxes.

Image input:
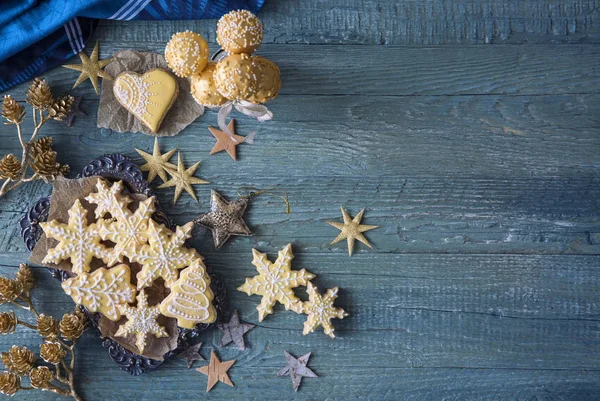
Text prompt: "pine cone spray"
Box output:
[[15, 264, 34, 295], [48, 96, 74, 121], [0, 371, 20, 396], [40, 342, 66, 364], [37, 314, 59, 340], [0, 155, 21, 181], [1, 345, 35, 375], [29, 366, 54, 389], [26, 78, 54, 110], [0, 278, 22, 305], [1, 96, 25, 125], [0, 312, 17, 335], [59, 313, 85, 341]]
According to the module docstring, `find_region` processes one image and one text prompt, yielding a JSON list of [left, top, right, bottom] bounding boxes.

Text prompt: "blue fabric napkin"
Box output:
[[0, 0, 264, 92]]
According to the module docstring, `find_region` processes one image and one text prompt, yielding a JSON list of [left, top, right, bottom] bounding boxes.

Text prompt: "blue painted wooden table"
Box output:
[[0, 1, 599, 400]]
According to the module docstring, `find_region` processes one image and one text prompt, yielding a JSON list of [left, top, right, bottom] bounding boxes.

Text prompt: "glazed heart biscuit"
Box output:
[[113, 68, 178, 133]]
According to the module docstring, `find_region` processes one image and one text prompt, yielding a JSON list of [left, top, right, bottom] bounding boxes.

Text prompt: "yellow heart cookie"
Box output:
[[113, 69, 178, 133]]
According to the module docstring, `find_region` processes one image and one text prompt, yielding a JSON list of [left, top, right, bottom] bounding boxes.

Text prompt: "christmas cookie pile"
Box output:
[[40, 178, 217, 354]]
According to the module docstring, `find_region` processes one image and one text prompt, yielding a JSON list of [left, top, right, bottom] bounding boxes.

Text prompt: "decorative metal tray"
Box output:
[[19, 154, 227, 375]]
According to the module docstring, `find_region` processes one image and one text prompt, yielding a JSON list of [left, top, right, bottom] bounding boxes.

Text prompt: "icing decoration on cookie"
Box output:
[[113, 69, 178, 133], [61, 264, 136, 321], [299, 282, 348, 339], [165, 31, 209, 77], [40, 199, 111, 275], [237, 244, 315, 321], [129, 220, 199, 289], [159, 258, 216, 329], [115, 290, 168, 353], [216, 10, 263, 55]]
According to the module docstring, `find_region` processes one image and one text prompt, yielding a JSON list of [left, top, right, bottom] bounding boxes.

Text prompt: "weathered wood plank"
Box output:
[[97, 0, 600, 45], [5, 44, 600, 97]]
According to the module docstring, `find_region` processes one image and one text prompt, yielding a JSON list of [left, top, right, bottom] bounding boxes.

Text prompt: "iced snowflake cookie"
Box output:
[[61, 264, 136, 321], [40, 199, 111, 274], [160, 258, 216, 329], [238, 244, 315, 321], [299, 282, 348, 339], [113, 69, 178, 133]]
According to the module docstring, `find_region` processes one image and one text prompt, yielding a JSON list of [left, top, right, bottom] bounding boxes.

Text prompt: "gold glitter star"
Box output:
[[326, 206, 378, 256], [63, 41, 114, 94], [135, 137, 177, 183], [158, 152, 209, 203]]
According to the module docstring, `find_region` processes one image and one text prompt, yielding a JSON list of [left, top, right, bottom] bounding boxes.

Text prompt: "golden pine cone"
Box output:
[[1, 96, 25, 125], [29, 366, 54, 389], [0, 155, 22, 181], [0, 312, 17, 335], [15, 264, 34, 294], [0, 371, 20, 396], [39, 342, 66, 364], [26, 78, 54, 110], [29, 137, 54, 157], [48, 95, 74, 121], [37, 314, 59, 340], [59, 313, 85, 340], [0, 278, 22, 305], [1, 346, 35, 375], [30, 150, 58, 177]]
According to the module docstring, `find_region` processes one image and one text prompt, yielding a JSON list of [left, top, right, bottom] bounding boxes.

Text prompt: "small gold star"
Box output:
[[326, 206, 378, 256], [63, 41, 114, 94], [158, 152, 209, 203], [135, 137, 177, 183]]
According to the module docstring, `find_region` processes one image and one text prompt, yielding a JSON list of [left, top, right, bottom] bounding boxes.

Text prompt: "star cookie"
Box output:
[[195, 190, 251, 249], [299, 282, 348, 339], [129, 220, 199, 289], [40, 199, 111, 274], [61, 264, 136, 321], [238, 244, 315, 321], [326, 206, 378, 256], [115, 290, 169, 353]]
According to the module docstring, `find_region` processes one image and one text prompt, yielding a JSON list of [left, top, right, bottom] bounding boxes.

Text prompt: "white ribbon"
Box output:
[[217, 100, 273, 137]]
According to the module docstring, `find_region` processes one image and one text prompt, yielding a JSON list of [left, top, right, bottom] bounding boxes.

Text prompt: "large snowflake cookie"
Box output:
[[238, 244, 315, 321]]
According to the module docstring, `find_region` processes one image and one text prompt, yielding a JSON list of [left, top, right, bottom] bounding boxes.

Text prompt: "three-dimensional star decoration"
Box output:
[[135, 137, 177, 183], [208, 119, 250, 161], [195, 190, 251, 249], [326, 206, 379, 256], [177, 342, 205, 369], [277, 351, 318, 392], [217, 310, 255, 350], [115, 290, 169, 353], [300, 282, 348, 338], [158, 152, 209, 204], [64, 96, 86, 127], [196, 350, 235, 392], [63, 41, 114, 94]]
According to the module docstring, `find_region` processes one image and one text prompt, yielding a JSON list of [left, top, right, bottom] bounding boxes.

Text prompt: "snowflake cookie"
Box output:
[[130, 220, 199, 289], [85, 179, 132, 219], [299, 282, 348, 339], [159, 258, 216, 329], [40, 199, 111, 274], [238, 244, 315, 321], [61, 264, 136, 321], [115, 289, 169, 353]]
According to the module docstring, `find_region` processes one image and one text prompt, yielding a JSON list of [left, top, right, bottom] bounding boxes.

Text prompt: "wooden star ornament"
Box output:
[[158, 152, 209, 204], [277, 351, 317, 392], [217, 310, 255, 350], [65, 96, 86, 127], [177, 342, 204, 369], [195, 190, 251, 249], [135, 137, 177, 183], [326, 206, 378, 256], [63, 41, 114, 94], [208, 119, 251, 161], [196, 350, 235, 392]]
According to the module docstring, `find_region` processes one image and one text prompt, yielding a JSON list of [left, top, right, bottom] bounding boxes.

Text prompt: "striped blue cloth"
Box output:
[[0, 0, 264, 92]]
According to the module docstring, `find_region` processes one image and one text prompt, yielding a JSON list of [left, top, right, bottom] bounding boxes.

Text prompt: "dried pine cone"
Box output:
[[0, 278, 22, 305], [0, 312, 17, 335], [0, 371, 20, 396], [1, 96, 25, 125], [39, 342, 66, 364], [59, 313, 85, 340], [29, 137, 54, 157], [1, 346, 35, 375], [37, 314, 59, 340], [29, 366, 54, 389], [15, 264, 34, 294], [0, 155, 22, 181], [26, 78, 54, 110], [30, 150, 58, 178], [48, 95, 74, 121]]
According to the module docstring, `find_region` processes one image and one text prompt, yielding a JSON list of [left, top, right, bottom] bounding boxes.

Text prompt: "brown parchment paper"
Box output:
[[29, 176, 179, 359], [98, 50, 204, 137]]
